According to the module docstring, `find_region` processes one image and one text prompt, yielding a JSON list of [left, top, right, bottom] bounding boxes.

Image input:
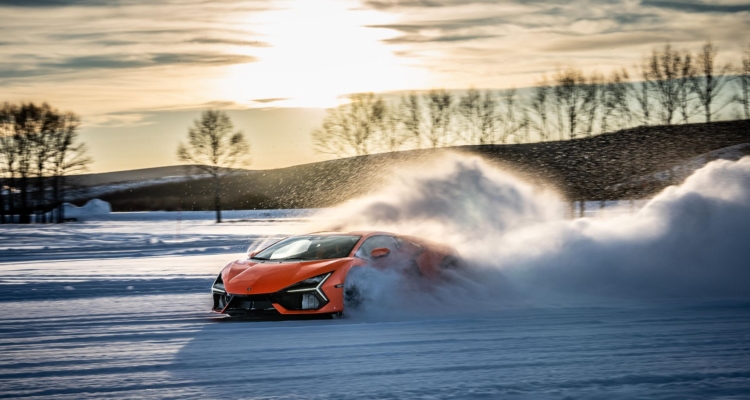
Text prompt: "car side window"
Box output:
[[355, 235, 399, 259], [394, 236, 423, 255]]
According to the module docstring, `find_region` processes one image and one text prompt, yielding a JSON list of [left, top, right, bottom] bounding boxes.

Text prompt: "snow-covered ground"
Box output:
[[2, 156, 750, 399]]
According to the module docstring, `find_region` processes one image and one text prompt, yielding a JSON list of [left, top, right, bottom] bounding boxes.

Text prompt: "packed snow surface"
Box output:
[[1, 156, 750, 399]]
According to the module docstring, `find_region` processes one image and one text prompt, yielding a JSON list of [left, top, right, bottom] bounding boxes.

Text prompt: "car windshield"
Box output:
[[251, 235, 361, 261]]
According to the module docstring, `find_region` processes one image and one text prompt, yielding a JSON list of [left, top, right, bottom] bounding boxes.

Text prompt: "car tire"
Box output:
[[344, 284, 363, 310], [440, 255, 464, 270]]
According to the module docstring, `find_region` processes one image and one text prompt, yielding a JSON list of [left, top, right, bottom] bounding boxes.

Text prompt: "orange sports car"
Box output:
[[211, 231, 462, 317]]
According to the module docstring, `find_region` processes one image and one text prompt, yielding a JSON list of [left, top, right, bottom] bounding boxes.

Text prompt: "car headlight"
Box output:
[[211, 273, 226, 294], [293, 274, 329, 287], [284, 272, 332, 310]]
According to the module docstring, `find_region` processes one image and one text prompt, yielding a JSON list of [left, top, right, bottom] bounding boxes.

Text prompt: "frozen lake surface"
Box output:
[[1, 210, 749, 399]]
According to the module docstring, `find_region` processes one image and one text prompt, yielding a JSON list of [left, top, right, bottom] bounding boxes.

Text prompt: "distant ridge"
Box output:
[[69, 165, 245, 186], [74, 120, 750, 211]]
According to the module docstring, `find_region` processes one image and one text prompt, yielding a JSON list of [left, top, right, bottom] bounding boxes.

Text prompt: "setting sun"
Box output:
[[218, 0, 427, 108]]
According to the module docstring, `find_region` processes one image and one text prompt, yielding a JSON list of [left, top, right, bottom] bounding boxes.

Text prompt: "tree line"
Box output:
[[0, 103, 91, 224], [313, 42, 750, 156], [0, 106, 250, 224]]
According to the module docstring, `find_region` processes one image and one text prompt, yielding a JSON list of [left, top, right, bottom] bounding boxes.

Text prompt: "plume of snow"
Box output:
[[313, 154, 750, 316]]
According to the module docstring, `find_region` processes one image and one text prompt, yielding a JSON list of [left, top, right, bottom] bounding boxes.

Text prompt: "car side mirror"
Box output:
[[370, 247, 390, 259], [248, 251, 259, 258]]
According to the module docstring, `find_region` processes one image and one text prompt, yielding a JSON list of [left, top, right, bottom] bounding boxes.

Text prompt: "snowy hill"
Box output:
[[70, 165, 207, 186], [72, 119, 750, 211]]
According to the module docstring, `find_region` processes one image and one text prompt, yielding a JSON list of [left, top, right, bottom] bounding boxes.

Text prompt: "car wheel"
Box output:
[[440, 255, 464, 270], [331, 312, 344, 319], [344, 284, 363, 310]]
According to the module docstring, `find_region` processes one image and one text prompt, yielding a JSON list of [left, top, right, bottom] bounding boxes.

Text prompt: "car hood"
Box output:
[[222, 258, 352, 295]]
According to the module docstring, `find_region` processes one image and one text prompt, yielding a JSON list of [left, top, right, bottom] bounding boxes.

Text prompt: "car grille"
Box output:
[[214, 293, 281, 316], [213, 291, 324, 314]]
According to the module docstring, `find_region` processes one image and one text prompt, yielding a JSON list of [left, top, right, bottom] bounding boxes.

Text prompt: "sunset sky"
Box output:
[[1, 0, 748, 173]]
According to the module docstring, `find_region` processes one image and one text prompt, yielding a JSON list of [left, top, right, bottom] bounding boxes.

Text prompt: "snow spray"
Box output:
[[309, 154, 750, 317]]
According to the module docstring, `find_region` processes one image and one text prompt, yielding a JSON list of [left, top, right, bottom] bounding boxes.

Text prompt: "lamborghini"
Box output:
[[211, 231, 462, 317]]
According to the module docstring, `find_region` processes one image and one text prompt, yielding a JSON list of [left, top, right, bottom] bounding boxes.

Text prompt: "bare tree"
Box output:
[[498, 88, 527, 143], [646, 44, 692, 125], [312, 93, 385, 157], [0, 157, 6, 223], [632, 60, 653, 126], [48, 112, 91, 223], [2, 104, 38, 223], [0, 104, 17, 223], [424, 89, 454, 148], [514, 112, 532, 144], [399, 93, 423, 148], [551, 68, 590, 140], [177, 110, 250, 223], [676, 52, 700, 123], [376, 103, 409, 152], [735, 44, 750, 119], [691, 41, 733, 123], [0, 103, 91, 224], [457, 88, 499, 144], [581, 72, 603, 137], [16, 110, 34, 223], [528, 76, 553, 141], [29, 104, 56, 222], [601, 68, 633, 132]]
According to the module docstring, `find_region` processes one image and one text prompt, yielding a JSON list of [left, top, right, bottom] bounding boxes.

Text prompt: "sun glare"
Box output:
[[217, 0, 426, 108]]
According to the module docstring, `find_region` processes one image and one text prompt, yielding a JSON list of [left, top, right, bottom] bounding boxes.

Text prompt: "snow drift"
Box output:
[[314, 154, 750, 312], [63, 198, 112, 220]]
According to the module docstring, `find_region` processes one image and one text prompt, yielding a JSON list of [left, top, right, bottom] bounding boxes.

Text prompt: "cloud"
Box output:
[[45, 29, 270, 50], [252, 98, 289, 104], [363, 0, 618, 10], [0, 68, 57, 80], [54, 53, 255, 69], [364, 0, 514, 9], [91, 40, 140, 47], [188, 37, 271, 47], [366, 5, 666, 48], [384, 34, 499, 44], [0, 0, 128, 6], [103, 100, 248, 116], [542, 31, 679, 52], [368, 16, 534, 45], [47, 29, 197, 41], [368, 16, 523, 33], [610, 12, 662, 25], [0, 0, 270, 7], [47, 55, 151, 70], [149, 53, 257, 66], [641, 0, 750, 13], [83, 111, 152, 128], [0, 52, 257, 79]]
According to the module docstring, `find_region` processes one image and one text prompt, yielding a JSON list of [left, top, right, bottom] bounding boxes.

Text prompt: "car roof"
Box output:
[[303, 230, 396, 238]]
